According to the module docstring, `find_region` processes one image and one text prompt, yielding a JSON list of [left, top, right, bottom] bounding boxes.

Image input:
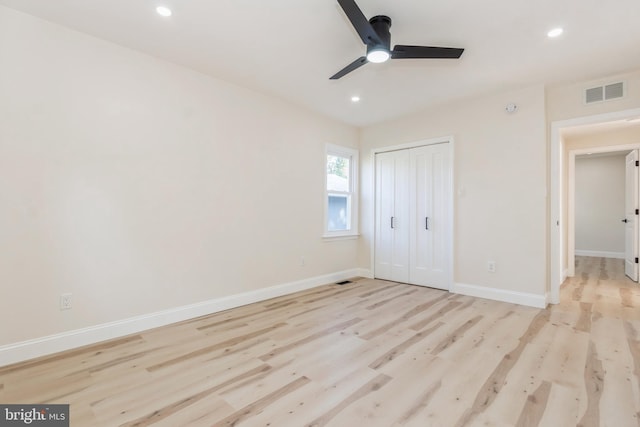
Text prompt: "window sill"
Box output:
[[322, 234, 360, 242]]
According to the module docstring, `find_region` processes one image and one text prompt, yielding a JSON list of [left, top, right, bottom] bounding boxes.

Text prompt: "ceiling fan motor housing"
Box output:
[[368, 15, 391, 51]]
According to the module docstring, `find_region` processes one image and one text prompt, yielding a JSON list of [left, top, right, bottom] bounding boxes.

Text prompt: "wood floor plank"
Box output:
[[118, 364, 272, 426], [148, 397, 235, 427], [216, 376, 311, 426], [299, 331, 413, 387], [578, 341, 604, 427], [359, 293, 450, 340], [356, 354, 449, 427], [593, 317, 639, 426], [454, 309, 551, 427], [304, 373, 392, 427], [147, 322, 286, 372], [409, 299, 462, 330], [537, 382, 583, 427], [259, 318, 362, 362], [368, 322, 443, 370], [251, 367, 379, 427], [408, 347, 506, 426], [2, 258, 640, 426], [430, 315, 482, 356], [625, 321, 640, 383], [514, 380, 552, 427]]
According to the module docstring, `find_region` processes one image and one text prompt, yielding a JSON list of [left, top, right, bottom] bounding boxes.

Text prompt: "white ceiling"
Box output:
[[2, 0, 640, 127]]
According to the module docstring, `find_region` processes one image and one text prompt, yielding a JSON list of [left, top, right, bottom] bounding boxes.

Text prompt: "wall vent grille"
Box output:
[[585, 81, 624, 104], [604, 82, 624, 100]]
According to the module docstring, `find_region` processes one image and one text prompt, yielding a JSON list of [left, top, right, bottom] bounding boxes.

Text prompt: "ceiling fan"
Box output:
[[330, 0, 465, 79]]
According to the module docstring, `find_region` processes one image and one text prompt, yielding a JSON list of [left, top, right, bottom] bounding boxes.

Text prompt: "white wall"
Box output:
[[574, 154, 626, 256], [359, 85, 547, 303], [0, 6, 359, 348], [546, 70, 640, 123]]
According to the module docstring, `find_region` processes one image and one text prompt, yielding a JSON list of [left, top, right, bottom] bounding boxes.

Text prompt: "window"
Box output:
[[324, 144, 358, 238]]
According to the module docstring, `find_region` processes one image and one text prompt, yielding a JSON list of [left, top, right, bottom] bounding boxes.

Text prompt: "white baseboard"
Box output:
[[574, 250, 625, 259], [0, 268, 364, 368], [355, 268, 373, 279], [451, 282, 547, 309]]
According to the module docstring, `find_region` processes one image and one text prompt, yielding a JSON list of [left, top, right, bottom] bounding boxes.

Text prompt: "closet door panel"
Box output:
[[427, 145, 450, 289], [374, 152, 395, 281], [409, 144, 450, 290], [392, 150, 410, 283], [409, 146, 430, 285]]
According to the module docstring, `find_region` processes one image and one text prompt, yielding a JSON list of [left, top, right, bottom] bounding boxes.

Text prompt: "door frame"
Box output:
[[371, 136, 455, 289], [567, 145, 638, 276], [624, 150, 639, 281], [550, 107, 640, 304]]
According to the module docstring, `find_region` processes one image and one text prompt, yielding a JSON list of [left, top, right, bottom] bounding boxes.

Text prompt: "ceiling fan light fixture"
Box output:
[[366, 49, 390, 63]]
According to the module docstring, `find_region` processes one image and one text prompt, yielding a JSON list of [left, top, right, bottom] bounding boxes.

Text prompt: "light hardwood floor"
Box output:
[[1, 256, 639, 426]]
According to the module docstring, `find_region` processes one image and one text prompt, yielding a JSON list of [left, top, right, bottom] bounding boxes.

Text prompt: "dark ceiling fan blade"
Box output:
[[330, 56, 368, 80], [337, 0, 382, 46], [391, 45, 464, 59]]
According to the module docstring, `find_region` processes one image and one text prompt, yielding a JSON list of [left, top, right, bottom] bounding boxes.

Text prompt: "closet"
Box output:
[[374, 143, 451, 290]]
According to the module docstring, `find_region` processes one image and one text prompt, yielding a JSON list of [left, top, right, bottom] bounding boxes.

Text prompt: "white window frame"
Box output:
[[324, 144, 359, 239]]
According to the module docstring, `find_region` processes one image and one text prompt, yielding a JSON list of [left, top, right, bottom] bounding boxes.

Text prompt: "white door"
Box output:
[[409, 144, 451, 289], [375, 150, 409, 283], [624, 150, 639, 281], [375, 143, 451, 289]]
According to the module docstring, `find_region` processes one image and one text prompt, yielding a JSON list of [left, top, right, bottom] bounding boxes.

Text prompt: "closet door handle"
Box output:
[[425, 217, 429, 230], [391, 216, 395, 229]]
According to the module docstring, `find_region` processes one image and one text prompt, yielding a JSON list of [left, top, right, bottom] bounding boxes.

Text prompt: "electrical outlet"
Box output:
[[60, 293, 72, 310], [487, 262, 496, 273]]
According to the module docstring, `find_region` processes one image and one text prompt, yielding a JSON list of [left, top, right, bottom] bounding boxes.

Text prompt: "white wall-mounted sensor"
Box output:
[[505, 103, 518, 113]]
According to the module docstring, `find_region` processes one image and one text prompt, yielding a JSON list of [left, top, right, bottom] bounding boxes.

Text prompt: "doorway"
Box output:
[[573, 150, 635, 279], [550, 108, 640, 304]]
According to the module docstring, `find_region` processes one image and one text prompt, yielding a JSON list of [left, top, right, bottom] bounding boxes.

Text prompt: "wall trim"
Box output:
[[574, 250, 625, 259], [567, 145, 639, 278], [452, 282, 547, 309], [355, 268, 374, 279], [0, 268, 365, 368]]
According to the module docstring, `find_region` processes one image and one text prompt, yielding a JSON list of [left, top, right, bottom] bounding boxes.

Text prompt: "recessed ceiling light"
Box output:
[[156, 6, 172, 17], [547, 28, 563, 38], [351, 96, 361, 103]]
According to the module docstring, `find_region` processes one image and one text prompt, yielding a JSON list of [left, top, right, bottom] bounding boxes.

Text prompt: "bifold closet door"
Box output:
[[375, 150, 409, 283], [409, 144, 450, 290], [375, 143, 451, 289]]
